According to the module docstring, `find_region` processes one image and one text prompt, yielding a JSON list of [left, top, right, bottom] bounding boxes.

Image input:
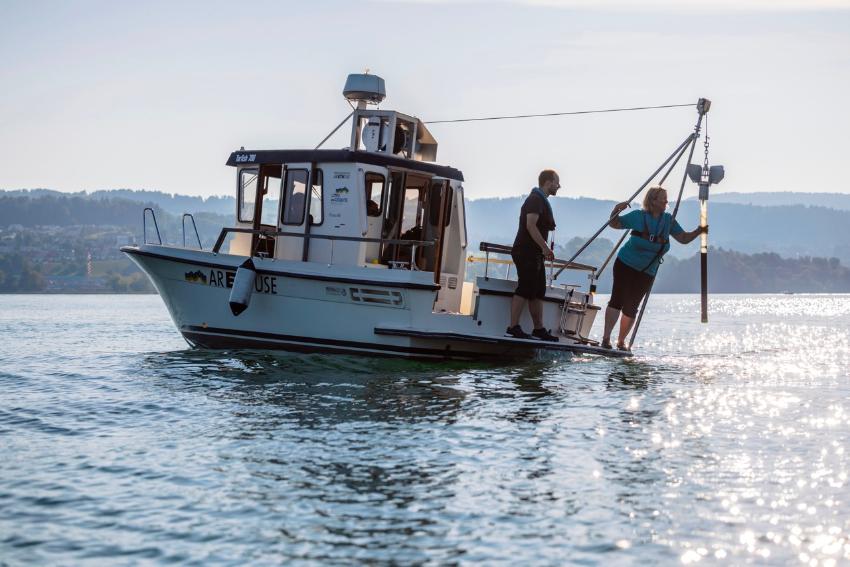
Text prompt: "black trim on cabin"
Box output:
[[226, 149, 464, 182], [181, 326, 485, 359], [120, 246, 440, 291], [477, 286, 602, 309]]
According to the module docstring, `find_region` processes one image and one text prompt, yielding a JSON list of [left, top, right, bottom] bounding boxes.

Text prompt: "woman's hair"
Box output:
[[642, 186, 668, 210]]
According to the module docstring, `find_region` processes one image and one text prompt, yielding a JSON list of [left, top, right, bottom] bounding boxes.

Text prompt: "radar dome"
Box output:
[[343, 73, 386, 105]]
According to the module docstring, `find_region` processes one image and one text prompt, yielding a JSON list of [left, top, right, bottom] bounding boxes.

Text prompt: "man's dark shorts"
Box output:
[[512, 249, 546, 299], [608, 258, 654, 318]]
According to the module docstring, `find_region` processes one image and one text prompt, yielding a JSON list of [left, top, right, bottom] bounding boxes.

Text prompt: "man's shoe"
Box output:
[[616, 343, 631, 352], [505, 325, 532, 339], [532, 328, 559, 342], [601, 339, 613, 349]]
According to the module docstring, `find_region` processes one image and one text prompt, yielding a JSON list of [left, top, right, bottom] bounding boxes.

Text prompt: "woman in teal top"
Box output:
[[601, 186, 707, 350]]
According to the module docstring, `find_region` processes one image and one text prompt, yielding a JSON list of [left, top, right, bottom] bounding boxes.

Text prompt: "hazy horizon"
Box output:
[[3, 186, 850, 204], [2, 1, 849, 200]]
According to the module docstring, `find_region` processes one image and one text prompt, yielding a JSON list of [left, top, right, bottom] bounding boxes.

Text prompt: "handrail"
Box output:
[[478, 241, 597, 272], [143, 207, 162, 245], [211, 227, 437, 254], [182, 213, 203, 250]]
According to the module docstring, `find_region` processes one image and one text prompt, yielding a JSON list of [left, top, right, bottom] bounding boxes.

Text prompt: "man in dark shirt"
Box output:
[[506, 169, 560, 341]]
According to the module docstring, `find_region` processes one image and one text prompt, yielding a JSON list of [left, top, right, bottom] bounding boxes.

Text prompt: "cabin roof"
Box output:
[[226, 149, 464, 181]]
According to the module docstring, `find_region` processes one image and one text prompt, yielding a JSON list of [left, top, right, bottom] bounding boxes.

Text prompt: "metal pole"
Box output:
[[698, 116, 712, 324], [700, 228, 708, 323], [597, 231, 630, 277], [315, 110, 355, 150], [554, 132, 695, 279], [548, 234, 555, 285], [628, 112, 705, 350]]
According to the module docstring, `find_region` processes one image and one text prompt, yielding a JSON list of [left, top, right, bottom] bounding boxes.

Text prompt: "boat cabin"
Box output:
[[222, 80, 468, 314], [123, 72, 626, 358]]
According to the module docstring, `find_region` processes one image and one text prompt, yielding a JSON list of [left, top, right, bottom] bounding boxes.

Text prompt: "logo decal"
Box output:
[[185, 270, 207, 284], [330, 186, 350, 203]]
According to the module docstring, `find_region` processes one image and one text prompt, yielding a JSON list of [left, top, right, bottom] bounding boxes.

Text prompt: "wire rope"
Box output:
[[424, 103, 694, 125]]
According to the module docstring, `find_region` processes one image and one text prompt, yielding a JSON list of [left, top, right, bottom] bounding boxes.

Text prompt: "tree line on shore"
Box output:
[[1, 191, 850, 293], [4, 243, 849, 293], [551, 237, 850, 293]]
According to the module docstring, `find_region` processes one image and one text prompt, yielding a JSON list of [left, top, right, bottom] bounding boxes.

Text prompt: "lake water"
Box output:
[[1, 294, 849, 565]]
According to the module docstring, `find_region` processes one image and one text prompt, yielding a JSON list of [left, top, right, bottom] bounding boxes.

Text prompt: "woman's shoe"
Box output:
[[601, 339, 613, 349], [616, 343, 631, 352]]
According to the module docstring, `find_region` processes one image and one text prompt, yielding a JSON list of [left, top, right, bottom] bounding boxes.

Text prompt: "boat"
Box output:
[[122, 73, 634, 360]]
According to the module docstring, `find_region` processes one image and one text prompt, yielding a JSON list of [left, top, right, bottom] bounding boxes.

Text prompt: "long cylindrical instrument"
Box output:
[[700, 199, 708, 323]]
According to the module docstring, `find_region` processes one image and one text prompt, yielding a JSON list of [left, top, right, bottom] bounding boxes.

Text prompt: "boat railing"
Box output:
[[143, 207, 162, 245], [477, 241, 597, 280], [211, 227, 435, 269], [182, 213, 203, 250]]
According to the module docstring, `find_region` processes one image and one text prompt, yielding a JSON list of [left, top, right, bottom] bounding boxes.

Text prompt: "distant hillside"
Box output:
[[653, 249, 850, 293], [0, 194, 160, 228], [1, 190, 850, 293], [3, 188, 850, 264], [88, 190, 234, 216], [7, 188, 850, 214], [0, 194, 229, 247], [1, 189, 234, 216], [466, 196, 850, 264], [468, 237, 850, 293], [687, 191, 850, 211]]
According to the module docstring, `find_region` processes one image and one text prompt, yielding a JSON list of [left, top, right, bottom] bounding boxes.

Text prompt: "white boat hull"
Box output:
[[123, 245, 627, 360]]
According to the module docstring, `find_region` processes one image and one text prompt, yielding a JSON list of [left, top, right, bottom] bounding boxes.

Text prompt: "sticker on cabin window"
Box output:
[[235, 154, 257, 163], [330, 186, 349, 203]]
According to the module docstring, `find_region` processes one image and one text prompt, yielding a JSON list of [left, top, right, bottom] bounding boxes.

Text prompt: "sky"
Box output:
[[1, 0, 849, 201]]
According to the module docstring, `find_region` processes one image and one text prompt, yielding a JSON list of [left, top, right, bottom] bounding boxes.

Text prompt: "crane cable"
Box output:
[[424, 103, 694, 125], [318, 103, 693, 147]]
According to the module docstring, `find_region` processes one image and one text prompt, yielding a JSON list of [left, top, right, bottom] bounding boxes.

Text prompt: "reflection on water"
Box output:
[[0, 294, 849, 564]]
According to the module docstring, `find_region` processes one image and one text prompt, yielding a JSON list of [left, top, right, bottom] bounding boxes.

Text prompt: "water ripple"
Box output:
[[1, 294, 849, 564]]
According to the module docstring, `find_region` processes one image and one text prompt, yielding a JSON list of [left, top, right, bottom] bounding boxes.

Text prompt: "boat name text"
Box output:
[[185, 269, 278, 294]]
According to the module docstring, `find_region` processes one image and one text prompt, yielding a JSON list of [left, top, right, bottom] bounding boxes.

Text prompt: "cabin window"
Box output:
[[282, 169, 308, 225], [238, 168, 259, 223], [260, 169, 282, 227], [365, 172, 385, 217], [427, 182, 452, 226], [309, 169, 323, 225], [382, 172, 405, 240], [399, 174, 429, 239]]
